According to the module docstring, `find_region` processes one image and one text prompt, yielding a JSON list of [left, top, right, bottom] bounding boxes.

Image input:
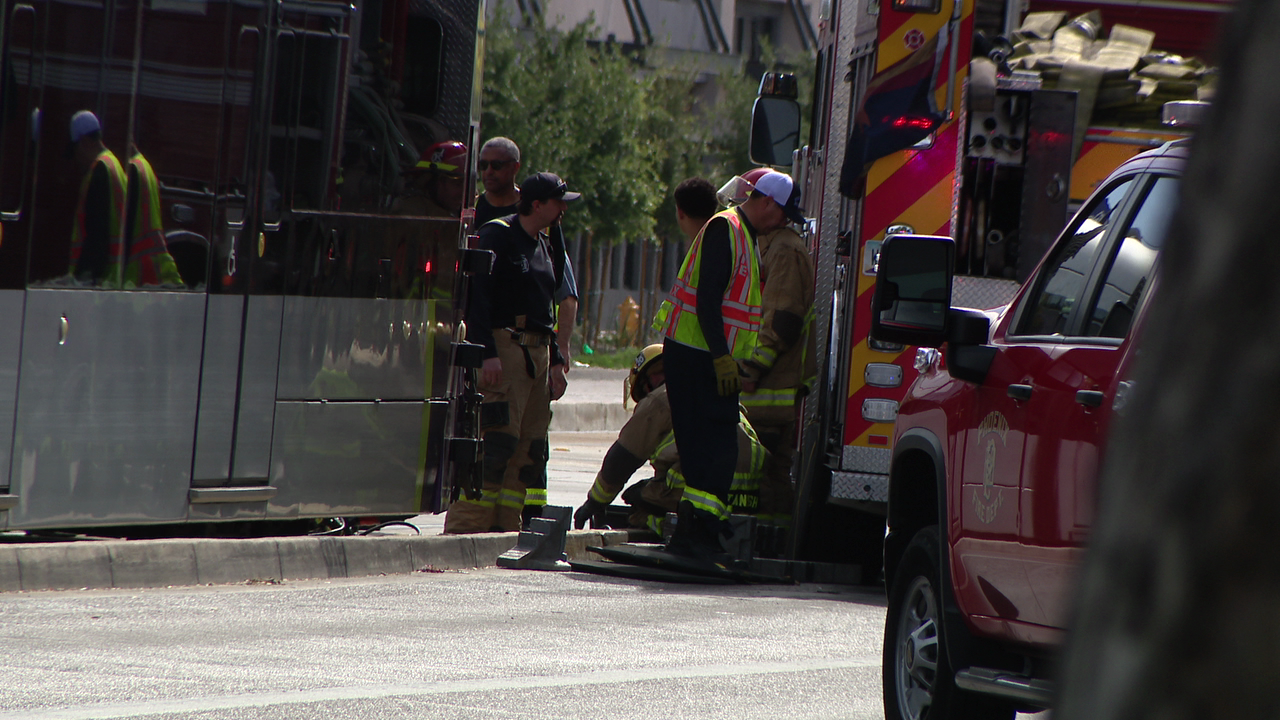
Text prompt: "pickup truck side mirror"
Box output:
[[870, 234, 954, 347]]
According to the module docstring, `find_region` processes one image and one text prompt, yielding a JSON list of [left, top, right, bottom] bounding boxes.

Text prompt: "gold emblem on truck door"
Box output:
[[973, 411, 1008, 524]]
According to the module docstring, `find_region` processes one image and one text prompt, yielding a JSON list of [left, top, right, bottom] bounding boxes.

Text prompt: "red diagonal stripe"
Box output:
[[877, 9, 915, 42], [862, 123, 958, 242]]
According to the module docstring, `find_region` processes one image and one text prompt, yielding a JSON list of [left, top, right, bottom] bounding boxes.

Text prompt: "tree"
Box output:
[[481, 12, 663, 245], [480, 10, 813, 347], [481, 12, 814, 247], [1056, 2, 1280, 717]]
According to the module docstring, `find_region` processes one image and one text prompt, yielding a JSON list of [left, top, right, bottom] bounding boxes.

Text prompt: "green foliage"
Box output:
[[481, 10, 814, 247], [482, 13, 660, 243]]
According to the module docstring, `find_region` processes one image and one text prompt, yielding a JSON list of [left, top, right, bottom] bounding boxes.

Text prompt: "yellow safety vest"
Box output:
[[657, 208, 762, 359], [125, 153, 183, 287], [70, 149, 126, 283]]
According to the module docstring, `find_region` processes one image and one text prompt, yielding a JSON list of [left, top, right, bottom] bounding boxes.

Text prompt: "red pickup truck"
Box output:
[[874, 140, 1188, 720]]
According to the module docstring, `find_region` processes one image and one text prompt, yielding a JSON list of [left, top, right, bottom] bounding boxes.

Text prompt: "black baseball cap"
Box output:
[[520, 172, 581, 203]]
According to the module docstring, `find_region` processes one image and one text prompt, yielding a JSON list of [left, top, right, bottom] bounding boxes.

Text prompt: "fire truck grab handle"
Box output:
[[1075, 390, 1105, 408], [1007, 384, 1032, 402], [943, 0, 962, 120]]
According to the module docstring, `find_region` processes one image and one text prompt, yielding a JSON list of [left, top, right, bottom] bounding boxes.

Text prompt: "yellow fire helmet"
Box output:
[[625, 343, 665, 406]]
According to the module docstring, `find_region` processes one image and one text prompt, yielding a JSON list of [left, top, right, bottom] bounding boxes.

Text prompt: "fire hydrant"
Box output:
[[618, 296, 640, 344]]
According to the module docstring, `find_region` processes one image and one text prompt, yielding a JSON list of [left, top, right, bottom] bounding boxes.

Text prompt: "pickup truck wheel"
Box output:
[[882, 526, 1013, 720]]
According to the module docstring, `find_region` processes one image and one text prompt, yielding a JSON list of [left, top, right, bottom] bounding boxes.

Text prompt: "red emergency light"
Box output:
[[888, 115, 938, 131]]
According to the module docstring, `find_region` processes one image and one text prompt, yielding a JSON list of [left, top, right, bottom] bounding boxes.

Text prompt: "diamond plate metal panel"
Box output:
[[412, 0, 480, 140], [842, 445, 891, 474], [953, 275, 1020, 311], [831, 472, 889, 502]]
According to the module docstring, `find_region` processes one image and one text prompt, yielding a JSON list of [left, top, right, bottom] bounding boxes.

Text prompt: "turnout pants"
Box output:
[[663, 339, 737, 520], [746, 413, 797, 528], [444, 332, 551, 533]]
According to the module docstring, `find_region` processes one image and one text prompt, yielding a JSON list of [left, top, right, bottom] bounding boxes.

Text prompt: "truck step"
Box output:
[[954, 667, 1054, 708]]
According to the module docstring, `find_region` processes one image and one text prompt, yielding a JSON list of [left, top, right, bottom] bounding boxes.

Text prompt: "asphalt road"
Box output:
[[0, 569, 888, 719]]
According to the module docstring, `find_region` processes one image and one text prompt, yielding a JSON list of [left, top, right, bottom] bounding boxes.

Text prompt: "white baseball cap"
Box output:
[[752, 171, 805, 224]]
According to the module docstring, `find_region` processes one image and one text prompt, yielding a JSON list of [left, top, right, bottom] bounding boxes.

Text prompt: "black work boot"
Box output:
[[521, 504, 542, 531], [664, 500, 734, 568]]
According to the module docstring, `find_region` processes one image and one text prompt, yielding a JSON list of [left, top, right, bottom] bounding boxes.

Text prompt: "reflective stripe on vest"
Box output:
[[524, 487, 548, 507], [666, 411, 766, 516], [70, 149, 127, 280], [658, 209, 762, 359], [497, 487, 525, 511], [125, 154, 183, 287], [681, 486, 728, 520], [588, 476, 617, 504], [741, 386, 799, 409]]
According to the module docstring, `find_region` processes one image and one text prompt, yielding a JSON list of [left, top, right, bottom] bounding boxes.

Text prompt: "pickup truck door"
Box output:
[[952, 177, 1137, 626], [1017, 173, 1178, 629]]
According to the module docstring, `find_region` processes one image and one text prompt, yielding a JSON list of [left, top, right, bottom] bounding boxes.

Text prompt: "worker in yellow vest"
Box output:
[[655, 170, 803, 566], [125, 149, 184, 287], [68, 110, 126, 286]]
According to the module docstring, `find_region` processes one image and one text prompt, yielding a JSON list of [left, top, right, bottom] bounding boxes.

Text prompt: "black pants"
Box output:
[[663, 339, 738, 505]]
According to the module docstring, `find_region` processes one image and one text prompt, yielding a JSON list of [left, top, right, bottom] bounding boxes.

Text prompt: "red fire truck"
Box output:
[[749, 0, 1225, 716], [751, 0, 1227, 577], [0, 0, 486, 534]]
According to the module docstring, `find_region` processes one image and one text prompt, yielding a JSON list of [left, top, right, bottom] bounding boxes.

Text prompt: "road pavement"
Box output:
[[0, 568, 889, 719]]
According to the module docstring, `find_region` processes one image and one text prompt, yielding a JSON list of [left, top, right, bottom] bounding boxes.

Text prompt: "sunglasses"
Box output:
[[477, 159, 513, 171]]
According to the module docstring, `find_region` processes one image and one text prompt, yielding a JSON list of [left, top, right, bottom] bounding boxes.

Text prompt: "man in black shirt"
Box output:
[[475, 137, 579, 366], [444, 172, 581, 533]]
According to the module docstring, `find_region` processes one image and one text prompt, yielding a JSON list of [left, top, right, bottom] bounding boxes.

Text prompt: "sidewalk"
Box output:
[[549, 365, 631, 432]]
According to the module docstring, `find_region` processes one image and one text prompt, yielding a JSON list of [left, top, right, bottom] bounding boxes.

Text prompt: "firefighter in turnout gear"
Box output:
[[729, 169, 815, 533], [573, 344, 768, 534], [443, 172, 577, 534], [656, 170, 803, 565], [68, 110, 127, 285]]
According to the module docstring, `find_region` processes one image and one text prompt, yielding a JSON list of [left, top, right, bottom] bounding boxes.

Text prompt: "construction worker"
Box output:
[[68, 110, 127, 285], [729, 168, 816, 537], [443, 172, 577, 533], [656, 170, 804, 564], [573, 344, 767, 535], [474, 137, 580, 524], [124, 149, 184, 287], [399, 140, 467, 217]]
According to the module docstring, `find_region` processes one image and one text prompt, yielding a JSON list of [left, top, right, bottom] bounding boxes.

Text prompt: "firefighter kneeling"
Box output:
[[574, 344, 768, 535]]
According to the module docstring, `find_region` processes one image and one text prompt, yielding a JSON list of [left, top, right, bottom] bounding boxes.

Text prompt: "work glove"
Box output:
[[574, 498, 609, 529], [712, 354, 741, 396]]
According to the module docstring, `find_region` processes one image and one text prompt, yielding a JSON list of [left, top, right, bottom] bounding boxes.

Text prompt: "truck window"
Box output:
[[1015, 178, 1134, 336], [1084, 176, 1179, 339]]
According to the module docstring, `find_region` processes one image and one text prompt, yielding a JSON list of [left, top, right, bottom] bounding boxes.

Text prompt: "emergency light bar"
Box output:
[[891, 0, 941, 14]]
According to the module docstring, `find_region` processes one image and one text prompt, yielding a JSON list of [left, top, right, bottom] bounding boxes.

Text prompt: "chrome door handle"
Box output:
[[1007, 384, 1032, 402], [1076, 390, 1105, 408], [58, 314, 67, 346]]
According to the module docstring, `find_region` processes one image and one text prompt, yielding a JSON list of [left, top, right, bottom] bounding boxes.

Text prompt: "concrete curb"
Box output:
[[549, 402, 630, 432], [0, 530, 634, 593]]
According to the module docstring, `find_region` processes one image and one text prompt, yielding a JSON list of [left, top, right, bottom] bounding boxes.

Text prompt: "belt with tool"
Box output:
[[508, 329, 554, 347], [506, 328, 553, 379]]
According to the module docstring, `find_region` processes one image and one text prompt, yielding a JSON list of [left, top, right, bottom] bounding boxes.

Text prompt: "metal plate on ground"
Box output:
[[587, 545, 788, 584], [568, 560, 737, 585]]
